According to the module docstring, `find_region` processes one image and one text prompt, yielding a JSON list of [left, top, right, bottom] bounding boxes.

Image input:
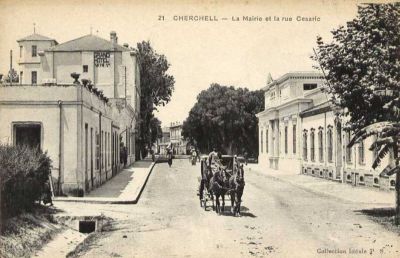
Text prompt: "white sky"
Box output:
[[0, 0, 365, 127]]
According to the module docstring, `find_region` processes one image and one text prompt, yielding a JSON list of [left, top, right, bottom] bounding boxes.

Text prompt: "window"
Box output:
[[101, 131, 104, 169], [327, 127, 333, 162], [318, 128, 323, 162], [293, 125, 296, 154], [310, 130, 315, 162], [31, 71, 37, 84], [303, 130, 308, 161], [105, 131, 107, 170], [83, 65, 88, 73], [358, 140, 365, 164], [95, 132, 100, 170], [85, 124, 88, 175], [284, 126, 288, 154], [346, 131, 352, 163], [303, 83, 317, 91], [32, 45, 37, 57], [20, 46, 23, 58], [14, 123, 41, 149], [20, 71, 23, 84], [260, 130, 263, 153], [266, 129, 269, 153]]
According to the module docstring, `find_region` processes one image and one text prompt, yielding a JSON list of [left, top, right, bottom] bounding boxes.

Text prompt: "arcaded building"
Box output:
[[257, 71, 395, 191], [0, 31, 141, 195]]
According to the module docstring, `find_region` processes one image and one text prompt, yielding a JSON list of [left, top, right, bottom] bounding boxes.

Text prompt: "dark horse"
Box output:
[[209, 168, 230, 214], [229, 164, 245, 216], [199, 159, 213, 202]]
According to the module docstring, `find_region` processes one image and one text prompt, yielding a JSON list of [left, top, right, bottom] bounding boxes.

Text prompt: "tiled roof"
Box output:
[[17, 33, 57, 42], [48, 34, 129, 52]]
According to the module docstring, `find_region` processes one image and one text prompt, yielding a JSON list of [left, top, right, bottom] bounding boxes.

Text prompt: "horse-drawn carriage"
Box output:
[[198, 154, 245, 216]]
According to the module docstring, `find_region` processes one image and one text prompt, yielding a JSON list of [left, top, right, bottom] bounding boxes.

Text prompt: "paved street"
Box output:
[[59, 159, 400, 258]]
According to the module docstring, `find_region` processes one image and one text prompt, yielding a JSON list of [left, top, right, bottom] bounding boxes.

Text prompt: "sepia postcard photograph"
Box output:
[[0, 0, 399, 257]]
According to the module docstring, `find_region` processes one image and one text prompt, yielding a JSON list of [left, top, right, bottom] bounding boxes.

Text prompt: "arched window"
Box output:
[[293, 124, 296, 154], [303, 130, 308, 161], [310, 129, 315, 162], [327, 127, 333, 163], [358, 140, 365, 164], [346, 131, 352, 163], [318, 128, 323, 162], [266, 129, 269, 153], [284, 126, 288, 154]]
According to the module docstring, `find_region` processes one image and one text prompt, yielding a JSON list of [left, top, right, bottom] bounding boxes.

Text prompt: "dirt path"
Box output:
[[60, 159, 399, 258]]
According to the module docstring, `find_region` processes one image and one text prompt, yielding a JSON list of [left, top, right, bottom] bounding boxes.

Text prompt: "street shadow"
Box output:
[[205, 205, 257, 218], [354, 207, 395, 217], [133, 160, 153, 168]]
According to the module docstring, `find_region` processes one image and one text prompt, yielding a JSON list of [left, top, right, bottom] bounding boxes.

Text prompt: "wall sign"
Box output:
[[94, 52, 111, 67]]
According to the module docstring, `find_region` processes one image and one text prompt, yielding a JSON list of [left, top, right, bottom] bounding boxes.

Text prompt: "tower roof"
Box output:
[[48, 34, 129, 52], [17, 33, 57, 43]]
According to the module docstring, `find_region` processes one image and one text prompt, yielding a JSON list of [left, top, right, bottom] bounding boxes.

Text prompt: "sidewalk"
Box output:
[[53, 160, 155, 204], [246, 164, 395, 206]]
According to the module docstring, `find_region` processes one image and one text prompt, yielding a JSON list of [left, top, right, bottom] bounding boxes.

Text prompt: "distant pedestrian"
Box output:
[[167, 148, 173, 167], [42, 180, 53, 206], [123, 146, 128, 167], [120, 143, 127, 167]]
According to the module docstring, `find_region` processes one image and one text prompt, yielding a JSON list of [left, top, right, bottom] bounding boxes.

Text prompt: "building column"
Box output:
[[274, 119, 280, 157], [268, 121, 273, 157]]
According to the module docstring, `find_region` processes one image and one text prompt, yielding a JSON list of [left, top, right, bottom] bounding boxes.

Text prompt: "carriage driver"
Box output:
[[208, 147, 222, 173]]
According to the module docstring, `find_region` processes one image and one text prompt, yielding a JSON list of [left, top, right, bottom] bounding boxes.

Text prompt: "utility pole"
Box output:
[[10, 50, 12, 86]]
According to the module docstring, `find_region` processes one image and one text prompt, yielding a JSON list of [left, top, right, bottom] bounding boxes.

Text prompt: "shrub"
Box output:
[[0, 144, 52, 220]]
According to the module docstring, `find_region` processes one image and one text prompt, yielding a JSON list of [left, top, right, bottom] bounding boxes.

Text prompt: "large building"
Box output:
[[0, 31, 140, 196], [257, 71, 396, 191]]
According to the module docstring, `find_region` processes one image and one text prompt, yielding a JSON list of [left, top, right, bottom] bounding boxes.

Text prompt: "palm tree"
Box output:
[[349, 91, 400, 225]]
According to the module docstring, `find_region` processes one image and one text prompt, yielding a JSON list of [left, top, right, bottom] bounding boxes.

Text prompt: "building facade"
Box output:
[[156, 127, 171, 155], [257, 72, 396, 191], [0, 31, 140, 195], [256, 72, 326, 172], [169, 121, 188, 155]]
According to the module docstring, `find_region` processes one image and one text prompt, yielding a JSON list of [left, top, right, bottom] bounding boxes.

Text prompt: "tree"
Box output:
[[149, 117, 162, 146], [5, 68, 19, 83], [182, 84, 264, 156], [136, 41, 175, 158], [313, 3, 400, 224]]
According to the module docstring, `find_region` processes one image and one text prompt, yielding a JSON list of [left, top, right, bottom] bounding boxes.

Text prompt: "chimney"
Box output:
[[110, 31, 117, 44]]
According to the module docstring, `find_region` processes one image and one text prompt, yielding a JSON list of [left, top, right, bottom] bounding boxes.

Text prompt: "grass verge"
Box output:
[[358, 207, 400, 235], [0, 205, 64, 258]]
